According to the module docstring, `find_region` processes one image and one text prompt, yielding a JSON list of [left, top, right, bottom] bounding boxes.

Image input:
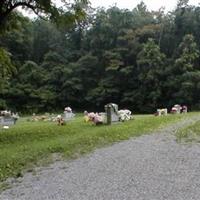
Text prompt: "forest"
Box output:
[[0, 0, 200, 113]]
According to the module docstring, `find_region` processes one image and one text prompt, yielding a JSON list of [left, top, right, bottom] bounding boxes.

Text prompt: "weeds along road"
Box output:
[[1, 115, 200, 200]]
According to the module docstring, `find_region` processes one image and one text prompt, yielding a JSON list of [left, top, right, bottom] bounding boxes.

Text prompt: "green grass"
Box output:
[[176, 119, 200, 143], [0, 113, 198, 182]]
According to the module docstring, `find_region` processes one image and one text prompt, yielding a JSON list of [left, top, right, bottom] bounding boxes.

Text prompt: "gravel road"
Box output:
[[1, 116, 200, 200]]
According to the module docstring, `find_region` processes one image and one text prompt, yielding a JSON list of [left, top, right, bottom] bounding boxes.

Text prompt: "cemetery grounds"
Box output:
[[0, 112, 200, 188]]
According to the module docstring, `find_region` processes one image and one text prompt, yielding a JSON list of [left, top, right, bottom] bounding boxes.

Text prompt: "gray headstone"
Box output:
[[0, 117, 15, 126], [105, 103, 119, 124], [63, 112, 75, 121]]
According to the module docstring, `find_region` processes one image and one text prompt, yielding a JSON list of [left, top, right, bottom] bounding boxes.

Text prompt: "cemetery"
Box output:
[[155, 105, 188, 117], [0, 103, 189, 131], [84, 103, 133, 125], [0, 102, 197, 183], [170, 104, 188, 114], [1, 1, 200, 199], [0, 103, 188, 130]]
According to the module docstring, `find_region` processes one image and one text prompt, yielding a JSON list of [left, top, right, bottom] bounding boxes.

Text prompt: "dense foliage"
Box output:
[[0, 0, 88, 29], [1, 1, 200, 113]]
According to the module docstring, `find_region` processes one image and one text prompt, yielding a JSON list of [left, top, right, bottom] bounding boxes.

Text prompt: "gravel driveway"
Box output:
[[1, 116, 200, 200]]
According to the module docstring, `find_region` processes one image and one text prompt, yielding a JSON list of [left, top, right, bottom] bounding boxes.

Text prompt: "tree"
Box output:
[[5, 60, 56, 112], [0, 47, 15, 109], [32, 20, 63, 63], [2, 3, 200, 113], [169, 34, 199, 106], [0, 13, 33, 62], [174, 34, 199, 73], [0, 47, 14, 88], [0, 0, 89, 28], [137, 39, 166, 112], [177, 0, 189, 8]]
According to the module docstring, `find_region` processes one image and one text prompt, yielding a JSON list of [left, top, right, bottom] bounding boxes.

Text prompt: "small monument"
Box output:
[[0, 111, 19, 126], [0, 117, 15, 126], [63, 107, 75, 121], [104, 103, 119, 125], [181, 105, 188, 113], [156, 108, 168, 116], [171, 104, 181, 114], [174, 105, 181, 114]]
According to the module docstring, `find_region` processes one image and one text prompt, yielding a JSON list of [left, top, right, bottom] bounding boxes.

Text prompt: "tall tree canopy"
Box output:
[[0, 47, 14, 87], [0, 0, 89, 28], [1, 1, 200, 113]]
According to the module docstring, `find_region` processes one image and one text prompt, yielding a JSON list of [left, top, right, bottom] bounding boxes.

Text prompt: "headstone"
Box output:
[[157, 108, 168, 116], [0, 116, 15, 126], [63, 112, 75, 121], [182, 105, 188, 113], [174, 104, 181, 114], [104, 103, 119, 125], [63, 107, 75, 121]]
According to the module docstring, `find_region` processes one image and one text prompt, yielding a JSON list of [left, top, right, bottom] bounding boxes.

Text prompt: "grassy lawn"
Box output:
[[0, 113, 198, 182], [176, 119, 200, 143]]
